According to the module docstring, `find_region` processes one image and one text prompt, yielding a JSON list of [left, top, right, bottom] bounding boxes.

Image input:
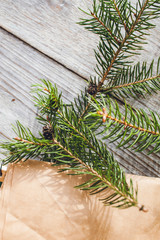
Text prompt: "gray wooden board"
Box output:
[[0, 29, 160, 177], [0, 29, 86, 151], [0, 0, 98, 79], [0, 0, 160, 79], [0, 0, 160, 177]]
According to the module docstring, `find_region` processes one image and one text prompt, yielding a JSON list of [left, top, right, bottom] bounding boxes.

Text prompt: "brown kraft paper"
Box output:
[[0, 160, 160, 240]]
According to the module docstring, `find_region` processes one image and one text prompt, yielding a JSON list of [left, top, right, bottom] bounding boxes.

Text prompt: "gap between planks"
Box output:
[[0, 26, 87, 82], [0, 28, 160, 177]]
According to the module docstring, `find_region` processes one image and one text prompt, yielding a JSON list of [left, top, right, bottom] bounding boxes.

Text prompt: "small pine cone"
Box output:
[[87, 82, 97, 95], [43, 125, 54, 140]]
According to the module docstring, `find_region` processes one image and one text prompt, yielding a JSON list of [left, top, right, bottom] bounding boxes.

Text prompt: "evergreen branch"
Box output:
[[78, 0, 160, 120], [39, 89, 97, 155], [112, 0, 129, 32], [97, 40, 122, 89], [57, 109, 104, 160], [5, 133, 143, 210], [87, 95, 160, 153], [133, 0, 149, 28], [97, 0, 151, 88], [90, 11, 122, 45], [101, 74, 160, 95], [100, 58, 160, 98], [101, 92, 160, 137], [32, 79, 62, 116], [14, 137, 44, 146], [80, 0, 159, 82], [78, 102, 91, 124], [0, 0, 159, 214], [0, 80, 146, 210], [106, 75, 159, 90], [53, 138, 99, 175], [53, 138, 141, 210], [3, 125, 143, 210], [79, 1, 123, 44], [0, 120, 142, 209], [97, 108, 159, 135]]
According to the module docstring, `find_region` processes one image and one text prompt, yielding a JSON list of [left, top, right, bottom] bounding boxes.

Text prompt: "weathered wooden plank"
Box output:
[[0, 30, 160, 176], [0, 30, 159, 178], [1, 0, 159, 116], [0, 27, 87, 159], [0, 29, 86, 139], [0, 0, 97, 79], [0, 0, 159, 79], [0, 0, 159, 117]]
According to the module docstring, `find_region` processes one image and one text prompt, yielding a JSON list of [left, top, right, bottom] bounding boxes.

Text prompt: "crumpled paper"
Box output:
[[0, 160, 160, 240]]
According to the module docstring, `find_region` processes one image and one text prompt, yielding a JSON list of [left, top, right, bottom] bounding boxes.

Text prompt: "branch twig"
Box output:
[[90, 12, 121, 45], [78, 0, 149, 121], [97, 108, 160, 136], [101, 75, 160, 92]]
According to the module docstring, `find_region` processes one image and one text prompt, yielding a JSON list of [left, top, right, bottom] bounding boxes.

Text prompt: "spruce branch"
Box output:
[[112, 0, 130, 32], [97, 108, 159, 135], [78, 0, 160, 120], [103, 75, 160, 91], [0, 80, 147, 211], [87, 95, 160, 153], [0, 1, 159, 213], [53, 139, 140, 210], [57, 109, 104, 160], [6, 132, 142, 210], [96, 0, 158, 85], [90, 11, 122, 45], [2, 124, 141, 210], [100, 58, 160, 98]]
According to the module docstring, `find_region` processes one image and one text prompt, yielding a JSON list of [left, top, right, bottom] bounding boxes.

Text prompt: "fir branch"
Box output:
[[100, 58, 160, 98], [1, 1, 159, 213], [0, 80, 146, 211], [14, 137, 44, 146], [57, 109, 104, 160], [53, 138, 140, 210], [97, 108, 159, 135], [32, 79, 61, 116], [78, 0, 160, 120], [103, 74, 160, 93], [97, 0, 155, 87], [2, 124, 142, 210], [80, 0, 160, 82], [112, 0, 129, 32], [90, 11, 122, 45], [87, 95, 160, 153]]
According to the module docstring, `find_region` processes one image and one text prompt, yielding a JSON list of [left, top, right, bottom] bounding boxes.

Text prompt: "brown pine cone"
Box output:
[[43, 125, 54, 140]]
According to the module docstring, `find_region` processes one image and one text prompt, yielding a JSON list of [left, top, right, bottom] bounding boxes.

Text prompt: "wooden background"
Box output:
[[0, 0, 160, 177]]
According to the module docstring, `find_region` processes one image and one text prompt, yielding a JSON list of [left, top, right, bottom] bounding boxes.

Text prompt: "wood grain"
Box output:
[[0, 28, 86, 146], [0, 29, 160, 177], [0, 0, 160, 177], [0, 0, 159, 79], [0, 0, 97, 79]]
